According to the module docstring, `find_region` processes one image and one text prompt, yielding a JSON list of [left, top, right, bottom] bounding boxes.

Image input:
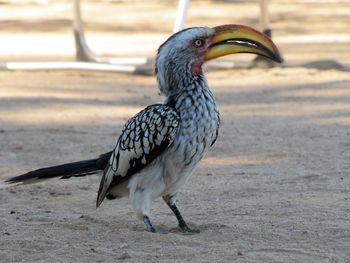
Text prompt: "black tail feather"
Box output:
[[6, 151, 112, 184]]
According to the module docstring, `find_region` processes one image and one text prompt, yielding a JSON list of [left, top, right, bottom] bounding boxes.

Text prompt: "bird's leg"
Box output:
[[163, 197, 200, 234], [143, 215, 156, 233]]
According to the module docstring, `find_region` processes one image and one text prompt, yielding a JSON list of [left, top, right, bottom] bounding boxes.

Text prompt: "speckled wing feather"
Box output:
[[96, 104, 180, 207]]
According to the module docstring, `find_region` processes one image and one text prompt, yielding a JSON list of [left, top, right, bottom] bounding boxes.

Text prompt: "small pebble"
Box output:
[[118, 243, 128, 249], [118, 252, 132, 260]]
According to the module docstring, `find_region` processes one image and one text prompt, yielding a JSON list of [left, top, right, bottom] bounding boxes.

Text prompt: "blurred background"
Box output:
[[0, 0, 349, 67]]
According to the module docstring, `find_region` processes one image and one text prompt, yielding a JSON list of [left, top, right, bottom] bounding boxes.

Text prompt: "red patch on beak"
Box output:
[[191, 59, 203, 75]]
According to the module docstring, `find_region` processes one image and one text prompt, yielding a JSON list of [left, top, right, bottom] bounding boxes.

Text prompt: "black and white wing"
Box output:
[[96, 104, 180, 207]]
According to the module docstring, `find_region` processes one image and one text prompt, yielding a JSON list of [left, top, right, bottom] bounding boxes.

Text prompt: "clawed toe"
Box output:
[[180, 225, 200, 234]]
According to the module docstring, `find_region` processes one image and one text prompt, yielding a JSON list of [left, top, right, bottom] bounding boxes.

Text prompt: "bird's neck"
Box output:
[[164, 76, 217, 112], [157, 59, 206, 97]]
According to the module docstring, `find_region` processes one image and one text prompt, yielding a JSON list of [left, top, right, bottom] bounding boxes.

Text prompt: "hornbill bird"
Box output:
[[6, 24, 282, 233]]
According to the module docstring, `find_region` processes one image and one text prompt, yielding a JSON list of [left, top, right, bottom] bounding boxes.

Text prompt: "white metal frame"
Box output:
[[71, 0, 190, 74]]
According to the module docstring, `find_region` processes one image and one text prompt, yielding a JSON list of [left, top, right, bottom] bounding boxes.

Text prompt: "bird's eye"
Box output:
[[193, 39, 204, 47]]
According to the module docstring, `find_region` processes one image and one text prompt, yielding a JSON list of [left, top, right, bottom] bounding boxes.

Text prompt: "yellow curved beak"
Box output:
[[204, 24, 283, 63]]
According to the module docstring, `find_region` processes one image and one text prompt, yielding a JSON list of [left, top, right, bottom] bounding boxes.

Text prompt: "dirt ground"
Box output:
[[1, 1, 350, 262]]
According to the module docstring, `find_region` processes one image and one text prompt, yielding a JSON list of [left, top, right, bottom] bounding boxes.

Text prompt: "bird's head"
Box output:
[[156, 24, 282, 96]]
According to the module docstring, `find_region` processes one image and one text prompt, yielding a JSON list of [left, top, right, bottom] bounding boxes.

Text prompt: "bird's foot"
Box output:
[[179, 224, 200, 234], [143, 215, 156, 233], [147, 225, 157, 233]]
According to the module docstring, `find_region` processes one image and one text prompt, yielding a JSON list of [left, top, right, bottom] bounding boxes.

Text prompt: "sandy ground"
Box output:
[[1, 1, 350, 262]]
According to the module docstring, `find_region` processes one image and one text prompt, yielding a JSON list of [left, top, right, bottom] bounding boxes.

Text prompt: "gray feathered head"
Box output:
[[155, 25, 283, 97]]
